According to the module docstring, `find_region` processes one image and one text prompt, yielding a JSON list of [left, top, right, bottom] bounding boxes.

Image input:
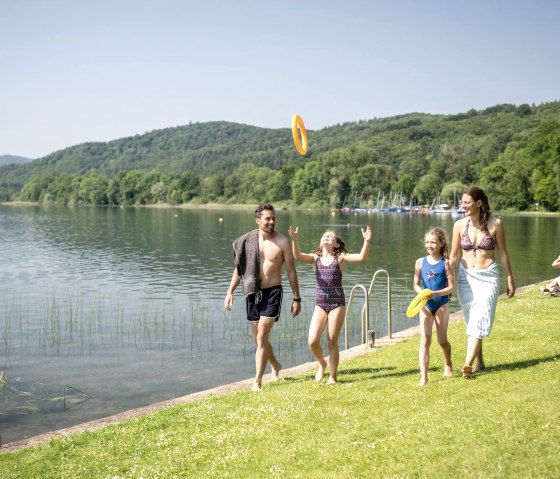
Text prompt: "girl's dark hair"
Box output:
[[464, 187, 491, 230], [314, 230, 348, 258]]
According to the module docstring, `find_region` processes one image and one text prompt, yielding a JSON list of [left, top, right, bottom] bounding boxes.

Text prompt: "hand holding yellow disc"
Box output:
[[291, 114, 308, 155], [406, 289, 432, 318]]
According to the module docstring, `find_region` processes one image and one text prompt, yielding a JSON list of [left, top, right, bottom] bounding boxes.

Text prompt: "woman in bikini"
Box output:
[[450, 187, 516, 378], [289, 225, 372, 384], [413, 227, 454, 386]]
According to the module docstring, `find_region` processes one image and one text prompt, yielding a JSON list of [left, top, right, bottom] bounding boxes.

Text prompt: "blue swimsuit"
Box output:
[[420, 256, 449, 314]]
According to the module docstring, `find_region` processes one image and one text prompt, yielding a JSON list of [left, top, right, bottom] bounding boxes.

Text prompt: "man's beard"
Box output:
[[262, 224, 275, 233]]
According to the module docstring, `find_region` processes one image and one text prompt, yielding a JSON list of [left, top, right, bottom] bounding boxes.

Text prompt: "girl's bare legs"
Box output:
[[434, 305, 453, 377], [325, 306, 346, 384], [418, 310, 434, 386], [308, 307, 328, 381]]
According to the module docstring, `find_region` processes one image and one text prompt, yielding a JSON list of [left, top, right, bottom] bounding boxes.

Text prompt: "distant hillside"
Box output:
[[1, 101, 560, 210], [0, 155, 32, 166]]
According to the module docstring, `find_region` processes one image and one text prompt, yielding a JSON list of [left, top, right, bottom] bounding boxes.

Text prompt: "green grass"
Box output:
[[1, 285, 559, 478]]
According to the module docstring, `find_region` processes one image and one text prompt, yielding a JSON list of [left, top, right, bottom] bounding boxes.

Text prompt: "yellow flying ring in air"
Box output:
[[291, 114, 308, 155], [406, 289, 432, 318]]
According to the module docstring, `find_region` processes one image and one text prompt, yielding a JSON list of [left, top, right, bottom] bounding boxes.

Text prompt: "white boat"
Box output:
[[431, 203, 452, 214]]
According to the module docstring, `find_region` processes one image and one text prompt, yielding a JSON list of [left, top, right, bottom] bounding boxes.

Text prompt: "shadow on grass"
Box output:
[[281, 367, 401, 384], [481, 353, 560, 374], [280, 354, 560, 385], [327, 366, 421, 383]]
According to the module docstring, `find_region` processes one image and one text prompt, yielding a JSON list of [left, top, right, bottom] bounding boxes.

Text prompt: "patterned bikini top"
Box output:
[[460, 219, 495, 255]]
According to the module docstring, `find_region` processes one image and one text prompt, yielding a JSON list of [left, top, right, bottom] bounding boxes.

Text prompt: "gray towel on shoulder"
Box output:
[[233, 229, 260, 296]]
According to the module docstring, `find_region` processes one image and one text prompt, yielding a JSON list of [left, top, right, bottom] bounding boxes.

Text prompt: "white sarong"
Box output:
[[457, 262, 499, 339]]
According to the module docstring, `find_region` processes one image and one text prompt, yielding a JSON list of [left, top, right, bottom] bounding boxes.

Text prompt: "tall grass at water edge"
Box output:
[[1, 278, 421, 360], [1, 285, 558, 478]]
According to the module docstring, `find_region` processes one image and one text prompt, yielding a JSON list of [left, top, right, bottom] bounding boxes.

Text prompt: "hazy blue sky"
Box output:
[[1, 1, 559, 159]]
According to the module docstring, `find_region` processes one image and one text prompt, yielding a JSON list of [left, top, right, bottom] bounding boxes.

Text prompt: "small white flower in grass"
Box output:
[[269, 465, 286, 475]]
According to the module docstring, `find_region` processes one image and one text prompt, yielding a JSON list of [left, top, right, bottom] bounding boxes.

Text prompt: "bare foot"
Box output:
[[417, 378, 428, 387], [462, 365, 473, 379], [444, 365, 453, 378], [326, 376, 337, 385], [473, 362, 485, 373], [271, 361, 282, 381], [252, 380, 262, 392], [315, 362, 327, 382]]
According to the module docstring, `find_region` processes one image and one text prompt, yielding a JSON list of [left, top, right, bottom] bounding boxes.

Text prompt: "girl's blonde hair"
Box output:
[[314, 230, 348, 258]]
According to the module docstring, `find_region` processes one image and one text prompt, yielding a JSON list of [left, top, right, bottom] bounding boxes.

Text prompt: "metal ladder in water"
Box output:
[[343, 269, 392, 350]]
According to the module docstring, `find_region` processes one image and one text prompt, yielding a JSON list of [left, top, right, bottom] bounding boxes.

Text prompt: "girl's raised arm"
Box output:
[[342, 225, 372, 263], [288, 226, 316, 265]]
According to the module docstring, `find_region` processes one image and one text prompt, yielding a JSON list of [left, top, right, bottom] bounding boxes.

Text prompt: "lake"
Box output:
[[0, 204, 558, 444]]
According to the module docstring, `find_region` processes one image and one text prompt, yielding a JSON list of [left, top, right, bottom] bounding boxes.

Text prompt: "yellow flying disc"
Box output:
[[291, 114, 308, 155], [406, 289, 432, 318]]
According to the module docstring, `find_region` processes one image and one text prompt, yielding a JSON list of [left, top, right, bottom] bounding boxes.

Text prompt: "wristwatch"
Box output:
[[293, 298, 301, 303]]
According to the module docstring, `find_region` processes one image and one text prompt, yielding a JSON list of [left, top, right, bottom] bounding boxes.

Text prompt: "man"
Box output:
[[224, 204, 301, 391]]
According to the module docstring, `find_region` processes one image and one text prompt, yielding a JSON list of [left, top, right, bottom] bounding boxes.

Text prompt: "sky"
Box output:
[[1, 1, 559, 159]]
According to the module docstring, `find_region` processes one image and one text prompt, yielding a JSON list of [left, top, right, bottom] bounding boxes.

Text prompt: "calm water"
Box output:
[[0, 205, 557, 444]]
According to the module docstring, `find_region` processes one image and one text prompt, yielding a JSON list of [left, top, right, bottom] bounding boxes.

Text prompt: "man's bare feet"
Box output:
[[326, 376, 337, 385], [462, 365, 473, 379], [271, 361, 282, 381], [315, 362, 327, 382], [444, 365, 453, 378], [417, 377, 428, 386], [252, 380, 262, 392]]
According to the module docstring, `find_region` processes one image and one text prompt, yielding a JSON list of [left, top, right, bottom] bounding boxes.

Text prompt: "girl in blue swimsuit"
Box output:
[[289, 225, 372, 384], [413, 227, 455, 386]]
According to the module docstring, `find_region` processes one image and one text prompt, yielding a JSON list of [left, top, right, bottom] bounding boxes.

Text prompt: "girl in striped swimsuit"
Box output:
[[289, 225, 372, 384]]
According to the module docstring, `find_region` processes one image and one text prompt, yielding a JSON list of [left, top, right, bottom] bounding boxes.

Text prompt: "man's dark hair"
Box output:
[[255, 203, 275, 218]]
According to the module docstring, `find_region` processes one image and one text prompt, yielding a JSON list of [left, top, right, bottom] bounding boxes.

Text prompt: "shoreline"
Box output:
[[1, 201, 559, 216], [0, 285, 535, 453], [1, 307, 468, 453]]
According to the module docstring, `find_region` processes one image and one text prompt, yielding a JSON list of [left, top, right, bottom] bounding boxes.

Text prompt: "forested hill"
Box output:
[[4, 102, 559, 179], [0, 155, 32, 166], [5, 122, 295, 179], [2, 101, 560, 210]]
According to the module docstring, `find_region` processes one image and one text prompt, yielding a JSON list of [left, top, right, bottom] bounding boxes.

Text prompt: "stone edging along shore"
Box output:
[[2, 287, 532, 454]]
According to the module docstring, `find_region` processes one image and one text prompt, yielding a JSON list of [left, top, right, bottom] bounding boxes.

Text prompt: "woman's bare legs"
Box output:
[[463, 336, 482, 378], [473, 347, 485, 372]]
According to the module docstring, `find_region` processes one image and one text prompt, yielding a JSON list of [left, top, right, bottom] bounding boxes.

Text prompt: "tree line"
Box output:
[[3, 102, 560, 211]]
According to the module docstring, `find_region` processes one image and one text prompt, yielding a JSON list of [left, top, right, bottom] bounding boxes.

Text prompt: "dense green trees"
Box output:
[[3, 102, 560, 210]]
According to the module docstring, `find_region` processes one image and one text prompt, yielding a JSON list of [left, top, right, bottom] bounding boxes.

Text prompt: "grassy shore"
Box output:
[[1, 285, 559, 478]]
